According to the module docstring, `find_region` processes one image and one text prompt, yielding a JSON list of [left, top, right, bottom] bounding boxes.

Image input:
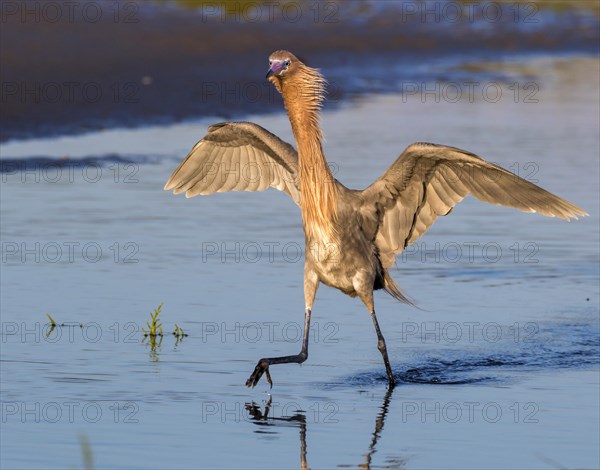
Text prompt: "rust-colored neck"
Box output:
[[280, 65, 338, 241]]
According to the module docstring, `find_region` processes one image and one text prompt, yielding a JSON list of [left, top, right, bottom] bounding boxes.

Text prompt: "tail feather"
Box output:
[[383, 270, 417, 307]]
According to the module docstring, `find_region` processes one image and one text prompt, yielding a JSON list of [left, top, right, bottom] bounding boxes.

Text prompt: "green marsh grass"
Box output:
[[142, 303, 164, 337]]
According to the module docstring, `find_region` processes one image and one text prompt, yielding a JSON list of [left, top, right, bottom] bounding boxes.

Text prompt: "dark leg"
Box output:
[[355, 282, 396, 387], [245, 307, 312, 388], [246, 269, 318, 388], [370, 310, 395, 386]]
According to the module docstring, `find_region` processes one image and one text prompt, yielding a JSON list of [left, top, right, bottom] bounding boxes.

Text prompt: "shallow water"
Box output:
[[1, 56, 599, 469]]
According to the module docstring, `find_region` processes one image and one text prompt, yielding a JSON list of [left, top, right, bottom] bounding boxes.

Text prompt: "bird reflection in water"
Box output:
[[359, 387, 408, 469], [245, 396, 309, 469], [245, 388, 406, 469]]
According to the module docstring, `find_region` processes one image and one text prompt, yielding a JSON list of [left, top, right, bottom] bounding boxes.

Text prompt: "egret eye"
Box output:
[[285, 60, 291, 66], [269, 60, 272, 65]]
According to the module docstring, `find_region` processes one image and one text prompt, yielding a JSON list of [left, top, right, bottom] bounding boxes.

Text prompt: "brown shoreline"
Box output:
[[1, 1, 598, 142]]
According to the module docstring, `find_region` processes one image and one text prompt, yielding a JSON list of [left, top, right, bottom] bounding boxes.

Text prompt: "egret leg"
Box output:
[[245, 307, 312, 388], [370, 310, 395, 386], [355, 279, 396, 387], [246, 269, 318, 388]]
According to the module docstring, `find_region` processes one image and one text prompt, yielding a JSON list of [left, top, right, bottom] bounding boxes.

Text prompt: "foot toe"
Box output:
[[245, 359, 270, 388]]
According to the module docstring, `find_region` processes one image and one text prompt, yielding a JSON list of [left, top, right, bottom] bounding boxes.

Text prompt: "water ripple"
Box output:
[[330, 320, 599, 387]]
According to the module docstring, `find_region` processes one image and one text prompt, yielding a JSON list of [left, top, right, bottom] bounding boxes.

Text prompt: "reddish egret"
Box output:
[[165, 50, 586, 388]]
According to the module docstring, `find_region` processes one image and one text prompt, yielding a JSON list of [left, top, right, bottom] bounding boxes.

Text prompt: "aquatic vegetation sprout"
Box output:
[[142, 303, 164, 337], [173, 323, 188, 338]]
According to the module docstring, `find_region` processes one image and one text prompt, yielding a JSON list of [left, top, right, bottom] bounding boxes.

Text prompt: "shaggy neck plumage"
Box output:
[[279, 64, 338, 241]]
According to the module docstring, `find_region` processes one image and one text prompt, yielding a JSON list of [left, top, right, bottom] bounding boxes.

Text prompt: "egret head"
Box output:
[[265, 50, 326, 102], [266, 50, 300, 81]]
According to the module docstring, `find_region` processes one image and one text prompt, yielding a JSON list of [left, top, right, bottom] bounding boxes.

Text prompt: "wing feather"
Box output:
[[165, 122, 300, 205], [362, 143, 587, 267]]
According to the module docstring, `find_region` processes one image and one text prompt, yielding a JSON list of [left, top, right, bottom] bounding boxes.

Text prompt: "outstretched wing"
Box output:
[[361, 143, 587, 268], [164, 122, 300, 205]]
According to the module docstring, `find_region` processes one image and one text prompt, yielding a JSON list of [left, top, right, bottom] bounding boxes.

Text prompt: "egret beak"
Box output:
[[266, 61, 285, 79]]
